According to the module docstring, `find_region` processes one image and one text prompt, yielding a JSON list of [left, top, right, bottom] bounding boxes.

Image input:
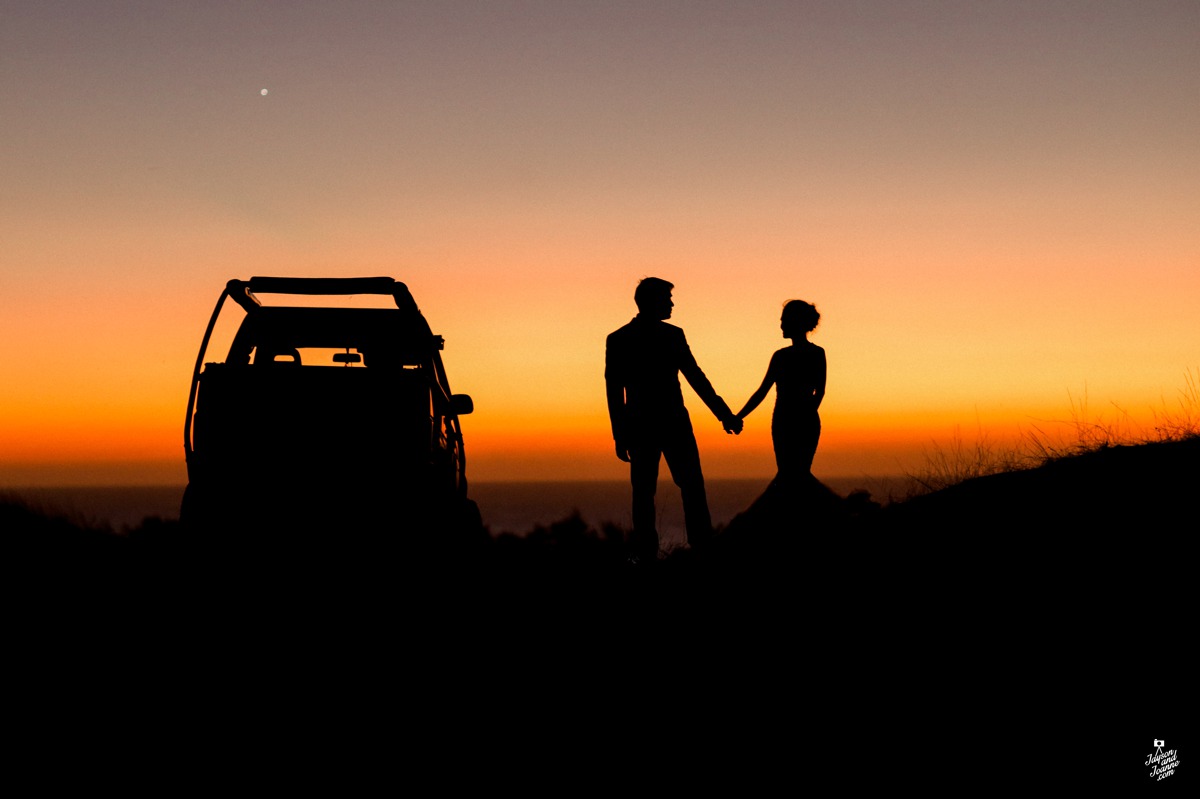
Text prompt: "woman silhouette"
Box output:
[[735, 300, 826, 481]]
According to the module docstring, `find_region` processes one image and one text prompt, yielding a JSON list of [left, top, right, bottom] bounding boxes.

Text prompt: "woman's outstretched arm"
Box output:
[[736, 353, 778, 419]]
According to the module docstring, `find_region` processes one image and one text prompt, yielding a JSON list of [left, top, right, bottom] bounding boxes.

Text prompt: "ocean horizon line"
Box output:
[[0, 473, 907, 491]]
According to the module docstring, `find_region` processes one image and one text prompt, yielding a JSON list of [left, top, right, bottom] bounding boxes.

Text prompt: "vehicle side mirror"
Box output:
[[450, 394, 474, 415]]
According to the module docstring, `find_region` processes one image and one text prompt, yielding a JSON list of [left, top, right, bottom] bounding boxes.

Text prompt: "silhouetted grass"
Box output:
[[907, 368, 1200, 496], [907, 422, 1023, 496]]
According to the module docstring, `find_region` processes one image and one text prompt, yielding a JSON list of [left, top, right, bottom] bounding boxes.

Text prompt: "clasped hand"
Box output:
[[723, 416, 744, 435]]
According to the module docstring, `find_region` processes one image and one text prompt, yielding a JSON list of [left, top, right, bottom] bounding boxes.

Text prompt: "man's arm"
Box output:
[[676, 330, 737, 427], [604, 334, 631, 461]]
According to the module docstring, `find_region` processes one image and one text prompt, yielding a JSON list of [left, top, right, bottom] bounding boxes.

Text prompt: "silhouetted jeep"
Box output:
[[181, 277, 479, 543]]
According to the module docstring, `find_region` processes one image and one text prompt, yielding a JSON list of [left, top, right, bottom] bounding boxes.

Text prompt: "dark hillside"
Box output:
[[884, 435, 1198, 532], [706, 437, 1195, 666], [716, 436, 1196, 581], [4, 441, 1190, 788], [3, 437, 1193, 615]]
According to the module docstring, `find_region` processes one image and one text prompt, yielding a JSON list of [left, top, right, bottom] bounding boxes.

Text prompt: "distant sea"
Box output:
[[4, 476, 907, 551]]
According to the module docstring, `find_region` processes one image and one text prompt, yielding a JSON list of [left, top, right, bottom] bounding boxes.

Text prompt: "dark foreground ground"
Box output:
[[6, 436, 1191, 597], [3, 438, 1193, 789]]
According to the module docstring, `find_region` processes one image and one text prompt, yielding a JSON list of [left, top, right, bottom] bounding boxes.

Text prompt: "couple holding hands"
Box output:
[[605, 277, 826, 562]]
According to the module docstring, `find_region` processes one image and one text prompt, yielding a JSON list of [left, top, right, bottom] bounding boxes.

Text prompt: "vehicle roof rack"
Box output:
[[226, 277, 419, 314]]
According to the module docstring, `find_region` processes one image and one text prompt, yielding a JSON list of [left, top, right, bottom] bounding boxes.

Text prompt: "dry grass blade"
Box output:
[[906, 368, 1200, 497]]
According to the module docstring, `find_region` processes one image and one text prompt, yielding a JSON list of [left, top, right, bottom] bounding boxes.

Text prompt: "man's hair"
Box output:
[[634, 277, 674, 311]]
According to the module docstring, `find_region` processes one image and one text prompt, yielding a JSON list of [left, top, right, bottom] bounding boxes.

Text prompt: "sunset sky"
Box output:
[[3, 1, 1198, 486]]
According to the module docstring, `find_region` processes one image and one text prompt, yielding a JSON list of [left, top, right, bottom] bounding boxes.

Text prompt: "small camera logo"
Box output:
[[1155, 740, 1165, 748]]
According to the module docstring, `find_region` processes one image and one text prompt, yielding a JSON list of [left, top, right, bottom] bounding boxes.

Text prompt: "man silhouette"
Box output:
[[606, 277, 741, 563]]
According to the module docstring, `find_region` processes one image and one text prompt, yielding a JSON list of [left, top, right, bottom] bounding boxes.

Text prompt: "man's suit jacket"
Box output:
[[605, 315, 732, 444]]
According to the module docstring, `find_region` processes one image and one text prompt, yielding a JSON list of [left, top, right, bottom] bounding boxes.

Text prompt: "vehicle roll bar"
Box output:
[[187, 276, 428, 459]]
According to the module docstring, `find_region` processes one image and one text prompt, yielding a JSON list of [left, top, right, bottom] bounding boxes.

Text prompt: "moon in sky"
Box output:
[[260, 88, 268, 96]]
